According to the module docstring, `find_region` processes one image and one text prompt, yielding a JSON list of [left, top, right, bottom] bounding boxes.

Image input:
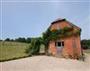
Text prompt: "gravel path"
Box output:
[[0, 54, 90, 71]]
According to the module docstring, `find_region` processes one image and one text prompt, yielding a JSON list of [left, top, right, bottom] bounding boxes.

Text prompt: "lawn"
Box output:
[[0, 41, 29, 62]]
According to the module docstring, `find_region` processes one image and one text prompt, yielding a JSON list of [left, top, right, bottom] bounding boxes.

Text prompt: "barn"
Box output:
[[46, 18, 82, 59]]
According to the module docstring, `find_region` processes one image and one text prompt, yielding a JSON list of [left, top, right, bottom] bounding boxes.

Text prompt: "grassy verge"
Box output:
[[0, 41, 30, 62]]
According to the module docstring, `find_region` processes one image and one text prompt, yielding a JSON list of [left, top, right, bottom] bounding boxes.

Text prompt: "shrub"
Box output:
[[26, 38, 41, 55]]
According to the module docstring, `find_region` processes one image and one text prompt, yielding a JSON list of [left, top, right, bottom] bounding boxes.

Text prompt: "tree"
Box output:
[[0, 39, 2, 41], [10, 39, 14, 41], [26, 38, 31, 43], [81, 39, 90, 49], [26, 38, 42, 55], [5, 38, 10, 41], [15, 37, 26, 43], [42, 29, 51, 54]]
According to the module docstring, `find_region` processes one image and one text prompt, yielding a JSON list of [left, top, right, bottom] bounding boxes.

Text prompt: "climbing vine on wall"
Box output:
[[43, 27, 81, 41]]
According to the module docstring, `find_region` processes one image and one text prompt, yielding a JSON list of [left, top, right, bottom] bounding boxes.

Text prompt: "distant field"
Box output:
[[0, 41, 29, 62], [83, 49, 90, 54]]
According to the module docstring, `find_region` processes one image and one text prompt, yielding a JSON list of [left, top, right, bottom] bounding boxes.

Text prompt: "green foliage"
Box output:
[[42, 29, 51, 46], [15, 37, 26, 42], [43, 27, 81, 41], [5, 38, 10, 41], [26, 38, 31, 43], [74, 30, 81, 35], [4, 37, 32, 43], [63, 27, 73, 31], [81, 39, 90, 49], [26, 38, 42, 55]]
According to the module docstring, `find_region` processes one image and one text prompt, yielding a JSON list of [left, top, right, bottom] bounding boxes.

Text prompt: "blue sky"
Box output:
[[0, 0, 90, 39]]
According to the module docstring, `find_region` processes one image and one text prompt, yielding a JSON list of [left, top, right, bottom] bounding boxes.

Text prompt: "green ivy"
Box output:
[[43, 27, 81, 41]]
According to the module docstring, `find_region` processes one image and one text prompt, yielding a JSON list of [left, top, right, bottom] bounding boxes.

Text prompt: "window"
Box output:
[[57, 42, 61, 47], [56, 41, 64, 47]]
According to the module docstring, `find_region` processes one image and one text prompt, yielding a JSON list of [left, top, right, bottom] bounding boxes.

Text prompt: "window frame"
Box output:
[[55, 41, 64, 47]]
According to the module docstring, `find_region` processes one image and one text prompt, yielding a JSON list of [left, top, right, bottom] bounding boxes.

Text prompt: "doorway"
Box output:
[[55, 41, 64, 54]]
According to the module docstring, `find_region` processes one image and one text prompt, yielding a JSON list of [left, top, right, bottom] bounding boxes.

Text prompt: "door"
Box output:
[[56, 41, 64, 54]]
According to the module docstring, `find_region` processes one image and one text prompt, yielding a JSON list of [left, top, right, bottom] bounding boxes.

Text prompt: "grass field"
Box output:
[[0, 41, 29, 62], [83, 49, 90, 54]]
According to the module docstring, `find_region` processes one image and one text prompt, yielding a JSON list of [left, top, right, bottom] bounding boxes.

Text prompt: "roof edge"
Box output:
[[51, 18, 66, 25]]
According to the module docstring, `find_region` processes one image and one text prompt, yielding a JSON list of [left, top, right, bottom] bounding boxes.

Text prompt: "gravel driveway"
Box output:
[[0, 54, 90, 71]]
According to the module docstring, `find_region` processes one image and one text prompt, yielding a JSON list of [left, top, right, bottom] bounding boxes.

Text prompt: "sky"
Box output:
[[0, 0, 90, 40]]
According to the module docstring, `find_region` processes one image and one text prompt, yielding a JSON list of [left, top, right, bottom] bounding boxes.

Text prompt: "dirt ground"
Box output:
[[0, 54, 90, 71]]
